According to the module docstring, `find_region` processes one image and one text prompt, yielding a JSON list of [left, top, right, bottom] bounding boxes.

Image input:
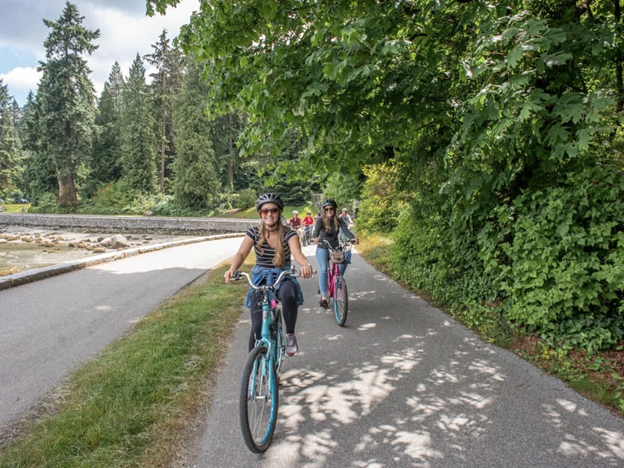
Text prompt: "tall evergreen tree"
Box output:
[[21, 84, 57, 199], [37, 1, 99, 205], [145, 29, 184, 193], [173, 56, 220, 208], [92, 61, 124, 183], [121, 54, 156, 193], [10, 98, 23, 135], [210, 111, 243, 191], [0, 79, 21, 193]]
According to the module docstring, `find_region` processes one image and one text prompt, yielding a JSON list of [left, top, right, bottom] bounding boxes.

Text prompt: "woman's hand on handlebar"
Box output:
[[300, 263, 313, 279], [353, 238, 359, 244], [224, 269, 237, 283]]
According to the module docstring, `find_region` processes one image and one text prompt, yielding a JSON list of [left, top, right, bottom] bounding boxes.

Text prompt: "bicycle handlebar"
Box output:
[[319, 239, 354, 251], [230, 267, 316, 290]]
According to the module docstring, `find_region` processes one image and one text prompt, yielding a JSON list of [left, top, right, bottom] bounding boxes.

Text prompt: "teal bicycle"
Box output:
[[231, 267, 312, 453]]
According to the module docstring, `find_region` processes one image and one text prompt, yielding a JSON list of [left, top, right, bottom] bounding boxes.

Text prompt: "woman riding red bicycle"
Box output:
[[313, 198, 357, 308]]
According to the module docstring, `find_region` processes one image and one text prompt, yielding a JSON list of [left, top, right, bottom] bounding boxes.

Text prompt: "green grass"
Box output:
[[0, 257, 253, 468], [1, 204, 30, 214], [219, 204, 318, 220], [357, 234, 395, 273]]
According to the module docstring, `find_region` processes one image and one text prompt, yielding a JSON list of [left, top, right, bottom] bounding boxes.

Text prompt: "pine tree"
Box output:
[[210, 111, 243, 191], [172, 56, 220, 208], [0, 79, 21, 193], [21, 86, 57, 200], [38, 1, 99, 205], [10, 98, 23, 136], [121, 54, 156, 193], [92, 61, 124, 183], [145, 29, 184, 193]]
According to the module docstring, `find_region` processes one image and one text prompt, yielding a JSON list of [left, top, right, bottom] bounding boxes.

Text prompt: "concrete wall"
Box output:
[[0, 213, 257, 235]]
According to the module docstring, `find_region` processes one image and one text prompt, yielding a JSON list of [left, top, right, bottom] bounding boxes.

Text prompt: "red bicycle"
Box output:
[[320, 240, 352, 326]]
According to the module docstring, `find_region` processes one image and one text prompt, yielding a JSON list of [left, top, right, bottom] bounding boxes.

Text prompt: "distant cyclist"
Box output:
[[224, 194, 313, 355], [288, 210, 303, 239], [313, 199, 357, 308], [302, 211, 315, 242], [339, 208, 353, 226], [339, 208, 354, 243]]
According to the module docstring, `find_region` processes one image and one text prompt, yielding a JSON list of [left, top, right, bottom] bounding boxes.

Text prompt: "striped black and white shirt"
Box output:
[[246, 226, 298, 268]]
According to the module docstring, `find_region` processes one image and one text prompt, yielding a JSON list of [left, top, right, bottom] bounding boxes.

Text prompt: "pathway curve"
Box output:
[[0, 237, 242, 429]]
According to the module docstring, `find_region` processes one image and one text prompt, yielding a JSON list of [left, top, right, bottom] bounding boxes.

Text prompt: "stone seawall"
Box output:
[[0, 213, 256, 235]]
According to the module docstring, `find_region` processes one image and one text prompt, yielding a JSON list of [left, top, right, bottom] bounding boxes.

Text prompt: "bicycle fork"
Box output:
[[250, 301, 277, 400]]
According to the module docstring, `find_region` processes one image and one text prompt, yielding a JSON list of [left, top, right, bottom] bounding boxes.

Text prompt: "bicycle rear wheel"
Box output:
[[333, 275, 348, 326], [239, 346, 279, 453]]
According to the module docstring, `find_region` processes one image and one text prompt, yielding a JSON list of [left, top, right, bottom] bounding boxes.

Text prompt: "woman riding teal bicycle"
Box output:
[[313, 198, 357, 308], [224, 193, 313, 355]]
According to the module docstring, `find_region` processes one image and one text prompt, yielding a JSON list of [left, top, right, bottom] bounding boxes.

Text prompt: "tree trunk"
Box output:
[[67, 170, 77, 204], [160, 71, 167, 193], [160, 114, 166, 193], [57, 169, 63, 199], [227, 113, 234, 191]]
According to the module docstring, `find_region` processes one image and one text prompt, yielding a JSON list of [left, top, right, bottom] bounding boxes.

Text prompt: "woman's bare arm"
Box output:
[[224, 236, 254, 282], [288, 236, 313, 278]]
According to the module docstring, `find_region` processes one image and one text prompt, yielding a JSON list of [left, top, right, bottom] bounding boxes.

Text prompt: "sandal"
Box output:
[[319, 298, 328, 308]]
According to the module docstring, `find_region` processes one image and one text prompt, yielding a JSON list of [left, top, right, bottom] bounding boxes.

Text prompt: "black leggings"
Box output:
[[248, 280, 298, 351]]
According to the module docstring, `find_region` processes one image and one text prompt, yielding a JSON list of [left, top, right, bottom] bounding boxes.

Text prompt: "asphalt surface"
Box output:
[[191, 245, 624, 468], [0, 237, 242, 429]]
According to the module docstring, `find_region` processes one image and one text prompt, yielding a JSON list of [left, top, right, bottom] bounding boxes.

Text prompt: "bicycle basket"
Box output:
[[330, 251, 345, 264]]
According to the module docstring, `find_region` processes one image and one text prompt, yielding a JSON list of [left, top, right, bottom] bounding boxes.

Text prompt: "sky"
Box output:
[[0, 0, 200, 106]]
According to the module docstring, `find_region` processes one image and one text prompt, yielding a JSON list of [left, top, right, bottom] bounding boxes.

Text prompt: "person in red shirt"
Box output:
[[288, 210, 303, 239], [302, 211, 315, 244]]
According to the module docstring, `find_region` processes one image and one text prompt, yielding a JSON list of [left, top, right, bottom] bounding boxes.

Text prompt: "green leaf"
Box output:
[[546, 123, 569, 145], [507, 46, 523, 69]]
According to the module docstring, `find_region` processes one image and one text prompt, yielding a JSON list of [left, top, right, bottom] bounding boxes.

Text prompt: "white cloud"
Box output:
[[0, 66, 42, 92], [1, 0, 199, 102], [84, 0, 199, 95]]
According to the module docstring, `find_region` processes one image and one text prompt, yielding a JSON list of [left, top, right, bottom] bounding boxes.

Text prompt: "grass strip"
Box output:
[[0, 204, 30, 214], [0, 257, 253, 468], [357, 234, 624, 417]]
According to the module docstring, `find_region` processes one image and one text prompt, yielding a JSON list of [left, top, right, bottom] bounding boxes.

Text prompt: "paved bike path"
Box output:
[[191, 247, 624, 467], [0, 237, 242, 430]]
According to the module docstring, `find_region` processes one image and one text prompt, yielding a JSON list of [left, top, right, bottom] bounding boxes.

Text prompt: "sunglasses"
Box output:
[[324, 207, 335, 212], [259, 208, 279, 216]]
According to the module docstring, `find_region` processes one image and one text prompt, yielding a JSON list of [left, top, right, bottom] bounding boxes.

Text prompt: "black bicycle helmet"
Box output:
[[321, 198, 337, 209], [256, 193, 284, 211]]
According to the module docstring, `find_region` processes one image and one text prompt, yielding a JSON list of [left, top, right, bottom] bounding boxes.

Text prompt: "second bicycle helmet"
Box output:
[[321, 198, 337, 209], [256, 193, 284, 211]]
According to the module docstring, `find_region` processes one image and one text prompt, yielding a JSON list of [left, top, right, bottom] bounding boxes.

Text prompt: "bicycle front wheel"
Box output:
[[239, 346, 279, 453], [334, 275, 349, 326]]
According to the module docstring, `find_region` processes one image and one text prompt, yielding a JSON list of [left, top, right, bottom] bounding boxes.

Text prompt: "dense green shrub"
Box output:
[[390, 163, 624, 352], [28, 193, 65, 213], [236, 188, 256, 210], [390, 206, 496, 313], [480, 165, 624, 352]]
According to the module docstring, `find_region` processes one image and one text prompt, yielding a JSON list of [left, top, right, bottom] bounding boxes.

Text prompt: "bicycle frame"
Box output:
[[320, 240, 352, 298], [327, 261, 340, 299], [234, 271, 291, 387]]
